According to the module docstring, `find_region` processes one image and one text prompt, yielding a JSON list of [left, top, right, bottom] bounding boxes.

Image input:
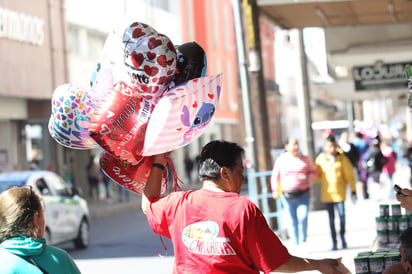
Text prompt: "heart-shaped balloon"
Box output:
[[99, 151, 168, 195], [172, 42, 207, 87], [49, 84, 98, 149], [122, 22, 158, 42], [88, 81, 154, 164], [142, 74, 222, 156], [123, 23, 177, 100]]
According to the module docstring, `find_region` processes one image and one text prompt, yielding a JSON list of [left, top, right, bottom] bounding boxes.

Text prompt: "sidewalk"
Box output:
[[279, 198, 384, 273], [275, 164, 410, 273]]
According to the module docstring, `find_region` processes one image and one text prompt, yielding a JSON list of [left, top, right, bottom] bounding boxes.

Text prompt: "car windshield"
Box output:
[[0, 174, 28, 193]]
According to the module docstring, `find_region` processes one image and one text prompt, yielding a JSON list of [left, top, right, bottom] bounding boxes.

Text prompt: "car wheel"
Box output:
[[74, 217, 89, 249]]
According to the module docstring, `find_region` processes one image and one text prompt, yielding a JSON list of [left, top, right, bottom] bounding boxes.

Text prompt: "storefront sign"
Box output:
[[0, 7, 44, 46], [353, 61, 411, 91]]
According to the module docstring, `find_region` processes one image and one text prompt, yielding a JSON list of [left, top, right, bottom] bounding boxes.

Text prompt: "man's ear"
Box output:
[[404, 260, 412, 273], [220, 167, 230, 180]]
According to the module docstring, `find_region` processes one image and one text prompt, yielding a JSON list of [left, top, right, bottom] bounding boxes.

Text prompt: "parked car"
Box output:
[[0, 170, 90, 249]]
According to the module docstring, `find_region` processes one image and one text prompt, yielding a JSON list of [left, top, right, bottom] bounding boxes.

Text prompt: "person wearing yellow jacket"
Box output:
[[314, 135, 357, 251]]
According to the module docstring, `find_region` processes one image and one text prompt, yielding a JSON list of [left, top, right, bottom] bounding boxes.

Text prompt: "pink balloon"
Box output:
[[142, 74, 222, 156], [89, 29, 127, 102]]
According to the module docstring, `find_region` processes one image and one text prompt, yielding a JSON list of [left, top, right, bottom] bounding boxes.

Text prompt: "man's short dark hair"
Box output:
[[356, 132, 363, 139], [198, 140, 244, 181], [326, 134, 336, 143], [400, 227, 412, 263]]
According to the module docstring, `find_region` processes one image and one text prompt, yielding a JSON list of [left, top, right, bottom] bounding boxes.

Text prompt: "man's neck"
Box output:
[[202, 181, 225, 192]]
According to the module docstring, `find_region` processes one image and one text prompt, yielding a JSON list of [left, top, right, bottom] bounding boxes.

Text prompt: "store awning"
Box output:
[[257, 0, 412, 29]]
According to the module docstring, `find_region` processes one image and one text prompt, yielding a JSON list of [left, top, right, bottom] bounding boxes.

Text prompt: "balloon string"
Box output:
[[166, 157, 183, 192], [155, 235, 168, 257]]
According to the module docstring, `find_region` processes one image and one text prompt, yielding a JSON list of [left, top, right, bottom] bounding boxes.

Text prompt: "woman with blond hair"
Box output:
[[0, 186, 80, 273]]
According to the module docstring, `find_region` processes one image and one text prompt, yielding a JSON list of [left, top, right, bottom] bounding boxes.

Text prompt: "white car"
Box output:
[[0, 170, 90, 249]]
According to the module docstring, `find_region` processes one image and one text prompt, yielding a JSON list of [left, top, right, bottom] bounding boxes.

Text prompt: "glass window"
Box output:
[[44, 173, 67, 196], [25, 124, 43, 163], [211, 0, 218, 48], [35, 178, 51, 196], [87, 32, 105, 59], [67, 26, 79, 54], [223, 3, 229, 52], [156, 0, 170, 11]]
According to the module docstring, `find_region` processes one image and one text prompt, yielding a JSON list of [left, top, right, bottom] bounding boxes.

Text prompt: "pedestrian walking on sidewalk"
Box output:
[[380, 140, 397, 199], [314, 135, 357, 251], [184, 153, 194, 184], [86, 155, 100, 200], [352, 132, 370, 199], [142, 140, 350, 273], [270, 138, 317, 247], [361, 138, 387, 200]]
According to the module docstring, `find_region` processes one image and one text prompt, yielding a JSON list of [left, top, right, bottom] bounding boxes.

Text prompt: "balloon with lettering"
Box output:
[[99, 151, 169, 195], [123, 23, 177, 100], [88, 82, 154, 164], [49, 84, 98, 149], [172, 42, 207, 87], [142, 73, 222, 156], [48, 21, 221, 197]]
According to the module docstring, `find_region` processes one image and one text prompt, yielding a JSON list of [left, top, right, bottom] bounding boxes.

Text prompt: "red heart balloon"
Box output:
[[123, 23, 176, 99], [99, 151, 168, 195], [88, 82, 153, 164]]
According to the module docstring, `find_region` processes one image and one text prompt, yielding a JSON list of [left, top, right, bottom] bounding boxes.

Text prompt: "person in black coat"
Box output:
[[338, 131, 359, 168]]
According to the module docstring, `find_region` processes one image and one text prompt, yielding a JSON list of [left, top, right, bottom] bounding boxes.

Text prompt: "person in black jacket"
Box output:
[[338, 131, 359, 168], [363, 138, 387, 182], [360, 137, 387, 199]]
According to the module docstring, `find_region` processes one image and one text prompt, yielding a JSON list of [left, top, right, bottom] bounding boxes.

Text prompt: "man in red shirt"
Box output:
[[142, 140, 348, 273]]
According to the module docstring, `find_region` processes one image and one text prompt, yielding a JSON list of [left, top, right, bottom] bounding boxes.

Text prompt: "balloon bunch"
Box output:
[[355, 121, 380, 140], [48, 22, 222, 195]]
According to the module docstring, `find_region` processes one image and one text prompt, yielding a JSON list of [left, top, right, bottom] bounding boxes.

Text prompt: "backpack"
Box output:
[[362, 150, 385, 174]]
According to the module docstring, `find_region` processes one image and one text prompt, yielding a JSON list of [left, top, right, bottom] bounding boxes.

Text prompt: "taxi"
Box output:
[[0, 170, 90, 249]]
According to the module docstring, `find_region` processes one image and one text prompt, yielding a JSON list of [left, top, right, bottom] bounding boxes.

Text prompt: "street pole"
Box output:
[[242, 0, 272, 172], [232, 0, 258, 203], [240, 0, 278, 228], [347, 100, 355, 137], [297, 29, 322, 210], [297, 29, 315, 160]]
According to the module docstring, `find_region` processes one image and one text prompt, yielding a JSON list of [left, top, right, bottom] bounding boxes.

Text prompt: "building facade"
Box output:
[[0, 0, 67, 173]]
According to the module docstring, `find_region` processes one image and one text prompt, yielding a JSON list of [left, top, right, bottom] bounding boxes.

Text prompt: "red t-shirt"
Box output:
[[146, 188, 291, 274]]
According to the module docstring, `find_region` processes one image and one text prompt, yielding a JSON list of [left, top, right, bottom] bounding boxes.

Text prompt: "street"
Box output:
[[59, 208, 175, 274]]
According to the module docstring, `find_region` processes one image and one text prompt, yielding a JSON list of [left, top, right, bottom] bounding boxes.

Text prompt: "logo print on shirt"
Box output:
[[182, 221, 236, 255]]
